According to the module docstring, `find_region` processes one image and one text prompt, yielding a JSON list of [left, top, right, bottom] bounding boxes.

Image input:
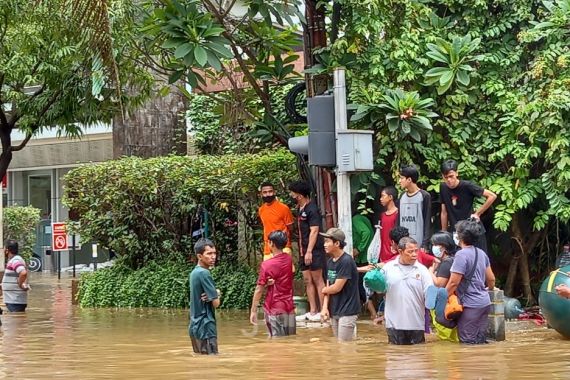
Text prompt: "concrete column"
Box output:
[[487, 289, 506, 341]]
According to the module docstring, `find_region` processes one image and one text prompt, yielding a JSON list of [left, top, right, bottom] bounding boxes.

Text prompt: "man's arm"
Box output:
[[305, 226, 320, 264], [445, 272, 463, 296], [201, 273, 221, 308], [321, 280, 330, 320], [250, 284, 265, 324], [485, 266, 496, 290], [421, 190, 432, 248], [441, 203, 449, 231], [473, 189, 497, 219], [322, 278, 348, 295]]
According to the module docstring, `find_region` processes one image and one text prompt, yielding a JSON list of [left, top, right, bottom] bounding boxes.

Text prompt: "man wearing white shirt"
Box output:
[[382, 237, 433, 344]]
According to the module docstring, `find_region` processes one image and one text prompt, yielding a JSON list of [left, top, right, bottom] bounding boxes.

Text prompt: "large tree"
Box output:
[[338, 0, 570, 302], [0, 0, 152, 178]]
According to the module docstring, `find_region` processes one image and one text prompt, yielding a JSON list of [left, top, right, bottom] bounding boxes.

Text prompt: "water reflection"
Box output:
[[0, 273, 569, 379]]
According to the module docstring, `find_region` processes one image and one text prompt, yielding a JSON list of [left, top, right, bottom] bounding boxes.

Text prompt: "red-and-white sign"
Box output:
[[52, 222, 68, 251]]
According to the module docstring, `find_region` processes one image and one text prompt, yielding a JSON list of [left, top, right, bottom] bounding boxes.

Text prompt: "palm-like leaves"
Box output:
[[424, 34, 480, 94], [351, 89, 438, 142]]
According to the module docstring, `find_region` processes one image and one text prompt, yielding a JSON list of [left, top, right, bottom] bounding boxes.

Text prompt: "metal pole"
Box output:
[[333, 68, 353, 254], [57, 250, 61, 280], [72, 234, 76, 278], [92, 243, 98, 271]]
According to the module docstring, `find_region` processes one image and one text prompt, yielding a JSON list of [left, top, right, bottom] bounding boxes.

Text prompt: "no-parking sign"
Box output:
[[52, 222, 68, 251]]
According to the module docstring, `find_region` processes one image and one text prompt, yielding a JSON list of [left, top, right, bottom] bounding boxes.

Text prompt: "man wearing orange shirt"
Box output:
[[258, 182, 294, 260]]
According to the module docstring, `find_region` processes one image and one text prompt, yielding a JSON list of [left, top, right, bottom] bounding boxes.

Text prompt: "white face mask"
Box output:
[[453, 232, 460, 246], [432, 245, 444, 258]]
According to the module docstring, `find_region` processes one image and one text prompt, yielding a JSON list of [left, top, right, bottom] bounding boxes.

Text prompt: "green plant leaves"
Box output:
[[423, 34, 480, 94]]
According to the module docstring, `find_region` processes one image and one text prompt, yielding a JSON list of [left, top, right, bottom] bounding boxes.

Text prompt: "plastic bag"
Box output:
[[364, 267, 387, 293], [366, 227, 381, 264]]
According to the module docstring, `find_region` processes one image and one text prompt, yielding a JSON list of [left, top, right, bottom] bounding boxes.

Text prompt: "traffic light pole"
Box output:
[[333, 68, 353, 255]]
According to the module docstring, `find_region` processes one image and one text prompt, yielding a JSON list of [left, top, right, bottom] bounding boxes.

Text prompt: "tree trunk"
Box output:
[[113, 76, 187, 158], [510, 212, 544, 305], [504, 254, 519, 297], [237, 201, 248, 265]]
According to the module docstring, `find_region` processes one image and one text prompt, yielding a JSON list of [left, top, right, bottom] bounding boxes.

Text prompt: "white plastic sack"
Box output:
[[367, 226, 381, 264]]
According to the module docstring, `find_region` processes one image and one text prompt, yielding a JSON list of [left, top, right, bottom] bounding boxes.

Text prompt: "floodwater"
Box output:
[[1, 274, 569, 379]]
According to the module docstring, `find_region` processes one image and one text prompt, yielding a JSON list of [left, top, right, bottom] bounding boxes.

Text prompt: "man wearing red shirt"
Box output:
[[249, 231, 296, 337], [387, 226, 435, 268]]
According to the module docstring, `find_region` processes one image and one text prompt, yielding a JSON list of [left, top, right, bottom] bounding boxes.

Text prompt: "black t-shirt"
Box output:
[[326, 253, 361, 317], [297, 201, 324, 255], [435, 257, 454, 279], [440, 180, 484, 228]]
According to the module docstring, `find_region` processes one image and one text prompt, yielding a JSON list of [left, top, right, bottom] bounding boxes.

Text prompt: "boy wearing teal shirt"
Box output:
[[189, 238, 221, 355]]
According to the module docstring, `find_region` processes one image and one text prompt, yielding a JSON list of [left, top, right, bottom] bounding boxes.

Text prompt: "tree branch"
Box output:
[[10, 133, 32, 152]]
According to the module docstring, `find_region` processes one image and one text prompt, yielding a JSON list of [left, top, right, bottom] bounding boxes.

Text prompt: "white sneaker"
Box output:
[[295, 312, 309, 322], [307, 312, 321, 322]]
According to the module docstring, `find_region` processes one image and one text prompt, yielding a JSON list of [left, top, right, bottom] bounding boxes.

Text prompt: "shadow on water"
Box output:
[[1, 273, 570, 379]]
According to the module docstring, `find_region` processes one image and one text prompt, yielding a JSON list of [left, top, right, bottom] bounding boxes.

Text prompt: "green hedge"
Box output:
[[77, 260, 258, 309], [63, 149, 297, 268]]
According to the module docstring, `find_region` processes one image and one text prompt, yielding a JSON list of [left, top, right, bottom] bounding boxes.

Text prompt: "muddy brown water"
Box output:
[[1, 273, 569, 379]]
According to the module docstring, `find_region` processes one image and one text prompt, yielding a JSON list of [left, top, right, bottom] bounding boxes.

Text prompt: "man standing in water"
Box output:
[[381, 237, 433, 344], [320, 228, 361, 341], [258, 182, 294, 260], [288, 181, 326, 322], [250, 231, 296, 337], [1, 240, 30, 312], [189, 238, 221, 355]]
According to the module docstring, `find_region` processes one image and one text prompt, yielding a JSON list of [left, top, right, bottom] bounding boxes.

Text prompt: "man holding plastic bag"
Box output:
[[365, 236, 433, 344]]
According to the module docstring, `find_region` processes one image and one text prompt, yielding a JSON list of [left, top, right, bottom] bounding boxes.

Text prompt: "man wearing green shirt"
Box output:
[[189, 238, 221, 355], [352, 213, 374, 264], [351, 213, 374, 316]]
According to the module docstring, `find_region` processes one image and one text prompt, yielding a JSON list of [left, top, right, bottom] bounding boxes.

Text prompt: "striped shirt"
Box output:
[[1, 255, 28, 305]]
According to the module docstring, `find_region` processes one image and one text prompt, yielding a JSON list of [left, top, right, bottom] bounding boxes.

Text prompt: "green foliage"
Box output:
[[0, 0, 151, 155], [187, 83, 305, 154], [140, 0, 303, 151], [78, 261, 257, 309], [141, 0, 233, 87], [352, 89, 437, 142], [63, 150, 297, 268], [424, 34, 480, 94], [331, 0, 570, 234], [3, 206, 41, 263]]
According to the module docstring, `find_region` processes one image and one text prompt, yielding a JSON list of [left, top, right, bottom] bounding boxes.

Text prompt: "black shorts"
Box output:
[[190, 336, 219, 355], [386, 328, 425, 345], [299, 250, 325, 271]]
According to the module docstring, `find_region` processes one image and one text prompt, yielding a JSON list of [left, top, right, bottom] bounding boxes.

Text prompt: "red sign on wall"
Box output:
[[52, 222, 68, 251], [2, 175, 6, 189]]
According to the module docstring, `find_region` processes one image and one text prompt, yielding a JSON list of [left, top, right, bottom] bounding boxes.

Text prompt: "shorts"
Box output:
[[265, 313, 296, 337], [331, 315, 358, 341], [386, 328, 425, 345], [190, 336, 219, 355], [6, 303, 27, 312], [299, 250, 325, 271]]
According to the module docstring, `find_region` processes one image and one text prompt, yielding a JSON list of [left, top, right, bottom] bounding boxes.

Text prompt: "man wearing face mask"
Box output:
[[258, 182, 294, 261]]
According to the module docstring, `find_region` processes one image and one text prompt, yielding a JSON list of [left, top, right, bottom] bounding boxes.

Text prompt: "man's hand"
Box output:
[[555, 284, 570, 299], [250, 310, 258, 325], [321, 308, 330, 322], [470, 213, 480, 220], [304, 251, 313, 266], [321, 286, 329, 295]]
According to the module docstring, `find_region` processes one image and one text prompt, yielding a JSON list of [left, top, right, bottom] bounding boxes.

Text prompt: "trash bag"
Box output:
[[364, 267, 387, 293]]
